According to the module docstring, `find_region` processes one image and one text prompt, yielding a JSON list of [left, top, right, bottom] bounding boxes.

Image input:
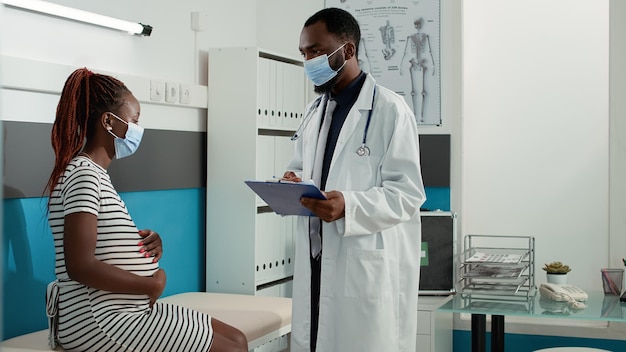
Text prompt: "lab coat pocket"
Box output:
[[344, 248, 392, 299]]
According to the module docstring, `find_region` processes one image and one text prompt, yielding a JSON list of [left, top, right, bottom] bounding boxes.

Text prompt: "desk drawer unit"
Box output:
[[416, 296, 453, 352]]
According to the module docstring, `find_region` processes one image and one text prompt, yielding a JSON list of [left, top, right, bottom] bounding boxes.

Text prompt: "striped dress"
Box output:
[[46, 156, 214, 352]]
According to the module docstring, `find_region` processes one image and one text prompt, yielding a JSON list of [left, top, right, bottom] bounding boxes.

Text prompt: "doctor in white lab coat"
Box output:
[[283, 8, 426, 352]]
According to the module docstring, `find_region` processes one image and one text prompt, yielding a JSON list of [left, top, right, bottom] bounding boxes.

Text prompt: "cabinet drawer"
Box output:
[[416, 334, 431, 351], [417, 310, 432, 335]]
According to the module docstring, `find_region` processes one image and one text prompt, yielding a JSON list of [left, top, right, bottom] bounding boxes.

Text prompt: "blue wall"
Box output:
[[2, 188, 205, 340], [453, 330, 626, 352], [423, 186, 451, 212]]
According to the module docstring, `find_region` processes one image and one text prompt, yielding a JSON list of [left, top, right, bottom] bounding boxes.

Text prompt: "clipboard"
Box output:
[[244, 180, 326, 216]]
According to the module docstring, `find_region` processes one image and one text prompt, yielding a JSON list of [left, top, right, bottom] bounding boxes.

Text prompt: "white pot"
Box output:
[[546, 273, 568, 284]]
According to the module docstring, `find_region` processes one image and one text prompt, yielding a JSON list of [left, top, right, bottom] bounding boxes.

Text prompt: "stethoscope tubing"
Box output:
[[291, 95, 323, 141], [358, 87, 376, 156], [292, 87, 376, 158]]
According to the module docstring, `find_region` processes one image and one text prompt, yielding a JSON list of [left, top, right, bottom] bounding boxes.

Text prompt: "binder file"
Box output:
[[244, 180, 326, 216]]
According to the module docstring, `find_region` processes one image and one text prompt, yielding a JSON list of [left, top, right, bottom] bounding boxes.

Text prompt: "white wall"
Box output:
[[2, 0, 258, 82], [459, 0, 626, 339], [609, 0, 626, 277], [442, 0, 463, 219], [462, 0, 609, 292], [257, 0, 323, 59], [0, 0, 325, 81], [0, 0, 325, 130]]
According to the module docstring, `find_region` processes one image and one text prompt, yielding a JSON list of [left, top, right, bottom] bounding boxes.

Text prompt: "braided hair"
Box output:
[[45, 68, 131, 197]]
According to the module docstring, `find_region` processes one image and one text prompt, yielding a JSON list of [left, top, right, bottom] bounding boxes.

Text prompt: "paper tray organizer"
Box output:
[[457, 235, 536, 300]]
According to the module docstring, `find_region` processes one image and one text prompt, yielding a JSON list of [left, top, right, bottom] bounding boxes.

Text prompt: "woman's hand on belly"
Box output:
[[138, 229, 163, 263]]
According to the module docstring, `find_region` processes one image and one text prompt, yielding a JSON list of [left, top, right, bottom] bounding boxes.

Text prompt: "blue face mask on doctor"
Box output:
[[107, 112, 144, 159], [303, 43, 347, 86]]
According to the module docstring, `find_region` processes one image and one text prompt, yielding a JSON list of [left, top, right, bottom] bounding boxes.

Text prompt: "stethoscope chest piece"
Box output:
[[355, 87, 376, 157], [356, 144, 370, 156]]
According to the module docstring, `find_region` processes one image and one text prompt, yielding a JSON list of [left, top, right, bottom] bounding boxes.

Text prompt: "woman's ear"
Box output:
[[101, 112, 113, 131]]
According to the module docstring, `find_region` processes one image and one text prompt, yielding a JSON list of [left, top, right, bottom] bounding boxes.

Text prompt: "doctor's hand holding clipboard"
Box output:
[[282, 171, 345, 222]]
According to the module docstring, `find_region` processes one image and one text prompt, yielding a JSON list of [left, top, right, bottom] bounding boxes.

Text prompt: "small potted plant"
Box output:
[[543, 261, 571, 284]]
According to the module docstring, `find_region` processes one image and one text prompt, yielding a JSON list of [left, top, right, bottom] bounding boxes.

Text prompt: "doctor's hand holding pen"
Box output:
[[282, 171, 346, 222]]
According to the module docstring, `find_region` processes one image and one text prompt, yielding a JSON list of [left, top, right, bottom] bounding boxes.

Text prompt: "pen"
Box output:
[[622, 258, 626, 267]]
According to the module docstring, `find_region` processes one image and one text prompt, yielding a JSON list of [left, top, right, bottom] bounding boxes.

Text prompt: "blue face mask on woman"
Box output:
[[303, 43, 347, 86], [107, 112, 144, 159]]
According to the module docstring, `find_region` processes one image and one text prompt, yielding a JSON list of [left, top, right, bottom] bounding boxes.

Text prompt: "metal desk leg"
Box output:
[[471, 314, 486, 352], [491, 314, 505, 352]]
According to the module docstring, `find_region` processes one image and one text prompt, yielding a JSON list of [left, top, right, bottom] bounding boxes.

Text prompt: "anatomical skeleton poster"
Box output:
[[325, 0, 441, 125]]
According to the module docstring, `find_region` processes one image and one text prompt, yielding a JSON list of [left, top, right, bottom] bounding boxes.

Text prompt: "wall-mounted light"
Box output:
[[3, 0, 152, 36]]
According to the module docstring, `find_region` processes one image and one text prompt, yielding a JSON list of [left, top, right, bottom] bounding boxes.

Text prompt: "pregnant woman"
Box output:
[[45, 68, 247, 352]]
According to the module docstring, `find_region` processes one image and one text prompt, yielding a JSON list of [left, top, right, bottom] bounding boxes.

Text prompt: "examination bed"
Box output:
[[0, 292, 292, 352]]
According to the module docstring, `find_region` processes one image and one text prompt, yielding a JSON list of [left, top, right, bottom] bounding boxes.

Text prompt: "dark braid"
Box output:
[[45, 68, 130, 199]]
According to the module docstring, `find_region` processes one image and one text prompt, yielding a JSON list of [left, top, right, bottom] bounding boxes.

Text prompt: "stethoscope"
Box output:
[[291, 87, 376, 157]]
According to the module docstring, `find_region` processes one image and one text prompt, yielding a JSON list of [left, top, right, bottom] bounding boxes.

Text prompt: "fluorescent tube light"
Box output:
[[3, 0, 152, 36]]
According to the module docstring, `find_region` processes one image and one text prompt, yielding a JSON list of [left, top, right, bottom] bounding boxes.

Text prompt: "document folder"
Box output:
[[244, 180, 326, 216]]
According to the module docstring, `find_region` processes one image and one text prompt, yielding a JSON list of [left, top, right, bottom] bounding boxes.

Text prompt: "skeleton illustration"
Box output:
[[379, 20, 396, 60], [400, 17, 435, 122], [358, 37, 372, 73]]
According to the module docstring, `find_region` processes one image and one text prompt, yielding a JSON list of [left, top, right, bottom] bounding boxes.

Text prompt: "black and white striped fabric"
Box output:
[[46, 156, 213, 352]]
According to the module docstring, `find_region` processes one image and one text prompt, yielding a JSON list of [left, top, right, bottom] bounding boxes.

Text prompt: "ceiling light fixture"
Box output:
[[3, 0, 152, 36]]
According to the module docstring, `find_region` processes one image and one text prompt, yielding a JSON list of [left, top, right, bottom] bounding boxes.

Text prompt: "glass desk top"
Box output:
[[438, 291, 626, 322]]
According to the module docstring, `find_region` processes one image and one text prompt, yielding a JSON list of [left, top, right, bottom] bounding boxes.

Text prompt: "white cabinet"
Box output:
[[205, 47, 307, 297], [417, 296, 453, 352]]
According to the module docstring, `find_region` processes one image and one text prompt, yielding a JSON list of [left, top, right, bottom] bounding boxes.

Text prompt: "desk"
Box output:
[[438, 292, 626, 352]]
